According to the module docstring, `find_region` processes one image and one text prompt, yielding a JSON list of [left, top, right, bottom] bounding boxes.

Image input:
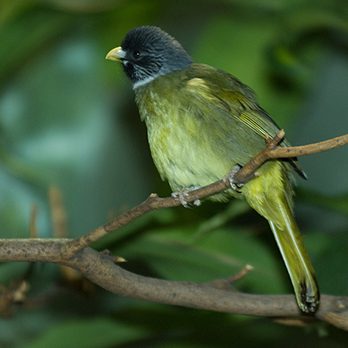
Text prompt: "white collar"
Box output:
[[133, 75, 157, 89]]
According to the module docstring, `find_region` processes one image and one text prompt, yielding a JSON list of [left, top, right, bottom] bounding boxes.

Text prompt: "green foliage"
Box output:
[[0, 0, 347, 346], [27, 318, 148, 348]]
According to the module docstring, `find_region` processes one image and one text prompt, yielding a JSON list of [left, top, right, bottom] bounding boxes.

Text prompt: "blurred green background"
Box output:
[[0, 0, 348, 346]]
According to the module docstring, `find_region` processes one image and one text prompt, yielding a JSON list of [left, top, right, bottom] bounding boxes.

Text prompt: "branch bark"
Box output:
[[0, 131, 347, 330], [1, 239, 348, 330], [67, 131, 348, 254]]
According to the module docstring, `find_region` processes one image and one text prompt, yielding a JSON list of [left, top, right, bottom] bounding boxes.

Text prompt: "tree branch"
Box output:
[[233, 130, 348, 184], [0, 132, 347, 330], [1, 239, 348, 330], [66, 131, 348, 255]]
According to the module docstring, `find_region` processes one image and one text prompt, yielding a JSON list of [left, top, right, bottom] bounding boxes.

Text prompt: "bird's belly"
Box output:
[[145, 116, 232, 191]]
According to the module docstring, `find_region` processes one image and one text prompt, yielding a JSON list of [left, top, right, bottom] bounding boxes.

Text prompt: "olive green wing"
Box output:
[[237, 107, 306, 179], [185, 64, 282, 140], [185, 64, 306, 178]]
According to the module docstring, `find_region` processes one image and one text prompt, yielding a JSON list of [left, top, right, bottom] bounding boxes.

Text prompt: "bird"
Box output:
[[106, 25, 320, 314]]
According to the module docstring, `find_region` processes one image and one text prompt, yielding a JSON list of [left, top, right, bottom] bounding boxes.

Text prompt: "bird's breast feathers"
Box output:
[[134, 64, 281, 191]]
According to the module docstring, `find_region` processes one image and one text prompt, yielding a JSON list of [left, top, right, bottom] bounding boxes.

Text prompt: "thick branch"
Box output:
[[1, 239, 348, 330]]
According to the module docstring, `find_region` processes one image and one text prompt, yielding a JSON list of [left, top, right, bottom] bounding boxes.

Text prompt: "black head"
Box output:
[[106, 26, 192, 88]]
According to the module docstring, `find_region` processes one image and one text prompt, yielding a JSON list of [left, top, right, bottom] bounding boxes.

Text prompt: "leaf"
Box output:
[[27, 318, 147, 348], [118, 223, 287, 294], [299, 189, 348, 216], [307, 231, 348, 295]]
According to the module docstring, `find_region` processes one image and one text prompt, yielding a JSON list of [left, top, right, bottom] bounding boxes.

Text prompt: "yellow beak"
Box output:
[[105, 46, 125, 62]]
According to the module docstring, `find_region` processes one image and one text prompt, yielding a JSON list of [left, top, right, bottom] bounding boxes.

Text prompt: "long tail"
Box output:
[[243, 161, 320, 314], [268, 204, 319, 313]]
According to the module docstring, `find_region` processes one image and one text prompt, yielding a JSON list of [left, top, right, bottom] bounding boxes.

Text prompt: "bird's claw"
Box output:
[[172, 187, 201, 208], [172, 191, 190, 207], [228, 164, 244, 192]]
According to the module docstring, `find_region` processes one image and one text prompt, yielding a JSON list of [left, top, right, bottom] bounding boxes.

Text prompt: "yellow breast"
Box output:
[[134, 77, 232, 192]]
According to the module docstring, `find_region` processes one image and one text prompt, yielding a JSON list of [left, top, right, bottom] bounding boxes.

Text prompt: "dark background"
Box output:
[[0, 0, 347, 346]]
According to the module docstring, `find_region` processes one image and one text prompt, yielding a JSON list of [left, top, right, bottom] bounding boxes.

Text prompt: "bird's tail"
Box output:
[[243, 161, 320, 313], [268, 203, 319, 313]]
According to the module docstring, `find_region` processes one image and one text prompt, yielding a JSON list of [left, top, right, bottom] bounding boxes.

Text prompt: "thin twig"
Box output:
[[49, 186, 68, 238], [29, 204, 38, 238], [66, 131, 348, 256], [270, 133, 348, 157], [233, 130, 348, 184], [207, 264, 254, 290]]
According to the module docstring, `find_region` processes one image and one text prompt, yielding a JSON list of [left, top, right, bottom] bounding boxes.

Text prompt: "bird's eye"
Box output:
[[133, 50, 141, 59]]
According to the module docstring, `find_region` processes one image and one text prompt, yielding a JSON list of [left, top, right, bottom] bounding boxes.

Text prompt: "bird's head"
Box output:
[[106, 26, 192, 88]]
